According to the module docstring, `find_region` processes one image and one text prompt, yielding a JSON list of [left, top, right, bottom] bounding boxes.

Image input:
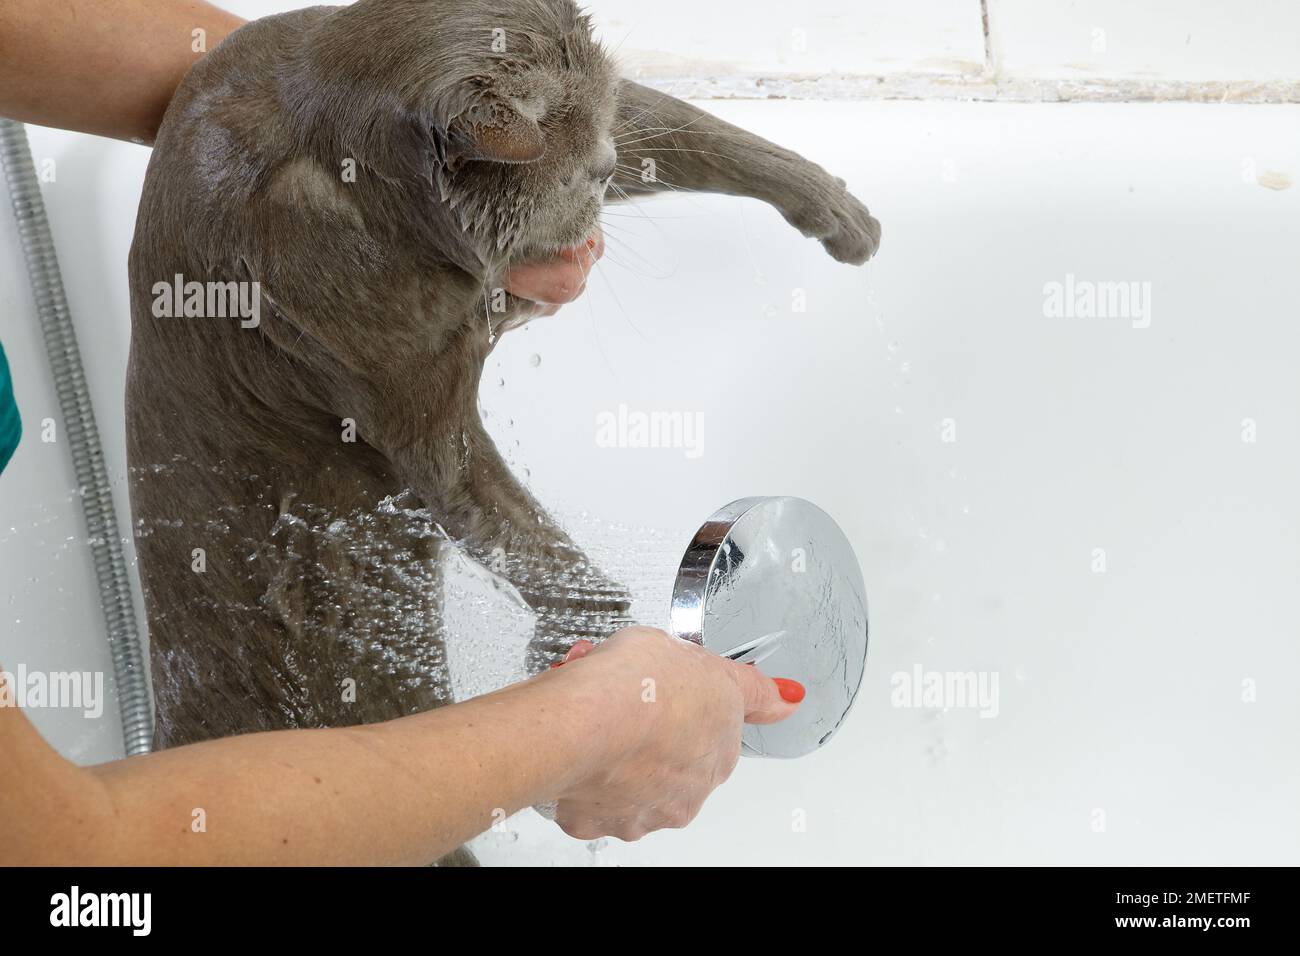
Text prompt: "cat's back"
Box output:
[[129, 7, 337, 281]]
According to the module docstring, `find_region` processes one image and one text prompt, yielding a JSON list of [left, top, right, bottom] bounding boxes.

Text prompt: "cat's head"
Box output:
[[287, 0, 619, 273]]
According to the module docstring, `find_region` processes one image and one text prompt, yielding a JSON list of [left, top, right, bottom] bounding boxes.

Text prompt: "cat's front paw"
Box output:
[[782, 172, 881, 265], [521, 567, 635, 673], [526, 599, 636, 674]]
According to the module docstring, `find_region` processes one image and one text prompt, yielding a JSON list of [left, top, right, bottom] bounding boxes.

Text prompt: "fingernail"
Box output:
[[549, 661, 565, 669], [769, 681, 800, 702], [774, 678, 805, 703]]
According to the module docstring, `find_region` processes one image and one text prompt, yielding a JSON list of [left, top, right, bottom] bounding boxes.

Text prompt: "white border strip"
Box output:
[[635, 71, 1300, 105]]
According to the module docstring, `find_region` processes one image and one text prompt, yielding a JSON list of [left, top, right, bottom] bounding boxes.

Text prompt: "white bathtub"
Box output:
[[2, 87, 1297, 863]]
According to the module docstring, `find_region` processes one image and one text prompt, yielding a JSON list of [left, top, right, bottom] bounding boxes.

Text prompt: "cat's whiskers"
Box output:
[[614, 116, 783, 149], [579, 229, 651, 345], [593, 258, 648, 344], [610, 99, 666, 136], [607, 178, 696, 251], [604, 180, 678, 246], [621, 144, 736, 163], [597, 202, 676, 282], [613, 162, 703, 197], [613, 111, 712, 144], [606, 178, 706, 256], [477, 279, 496, 342], [598, 209, 706, 219], [596, 230, 671, 283], [615, 126, 761, 145]]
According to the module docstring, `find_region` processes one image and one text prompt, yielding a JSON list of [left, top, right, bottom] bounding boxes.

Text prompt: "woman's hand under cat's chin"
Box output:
[[502, 225, 605, 310]]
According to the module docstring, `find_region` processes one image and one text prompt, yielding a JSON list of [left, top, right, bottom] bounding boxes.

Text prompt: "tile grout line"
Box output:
[[627, 1, 1299, 106], [637, 72, 1300, 105], [980, 0, 995, 78]]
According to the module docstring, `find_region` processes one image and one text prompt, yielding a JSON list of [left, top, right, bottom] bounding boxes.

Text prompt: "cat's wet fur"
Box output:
[[127, 0, 879, 865]]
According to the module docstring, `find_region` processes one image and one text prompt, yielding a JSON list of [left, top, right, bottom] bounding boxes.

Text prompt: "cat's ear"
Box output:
[[442, 95, 546, 165]]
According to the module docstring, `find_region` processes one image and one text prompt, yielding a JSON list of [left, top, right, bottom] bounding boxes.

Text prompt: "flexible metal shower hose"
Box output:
[[0, 118, 153, 756]]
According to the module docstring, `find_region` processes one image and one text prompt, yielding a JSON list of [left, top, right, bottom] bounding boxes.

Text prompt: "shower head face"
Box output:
[[670, 497, 869, 758]]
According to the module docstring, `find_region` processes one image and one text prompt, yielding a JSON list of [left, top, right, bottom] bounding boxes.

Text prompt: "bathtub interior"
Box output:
[[2, 94, 1298, 865]]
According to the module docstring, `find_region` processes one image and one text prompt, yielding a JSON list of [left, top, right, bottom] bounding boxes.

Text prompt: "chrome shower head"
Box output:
[[671, 496, 869, 758]]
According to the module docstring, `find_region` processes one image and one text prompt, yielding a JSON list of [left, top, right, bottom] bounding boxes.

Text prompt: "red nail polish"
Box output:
[[774, 678, 805, 703], [549, 661, 564, 669]]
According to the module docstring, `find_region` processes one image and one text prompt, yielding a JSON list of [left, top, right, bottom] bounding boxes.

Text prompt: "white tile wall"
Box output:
[[592, 0, 986, 79], [180, 2, 1300, 90], [987, 0, 1300, 83]]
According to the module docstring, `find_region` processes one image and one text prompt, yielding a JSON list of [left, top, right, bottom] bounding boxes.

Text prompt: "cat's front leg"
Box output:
[[611, 80, 881, 265], [321, 330, 632, 671], [401, 416, 635, 671]]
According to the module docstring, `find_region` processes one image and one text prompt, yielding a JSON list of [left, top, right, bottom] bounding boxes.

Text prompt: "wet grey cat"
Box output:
[[126, 0, 879, 845]]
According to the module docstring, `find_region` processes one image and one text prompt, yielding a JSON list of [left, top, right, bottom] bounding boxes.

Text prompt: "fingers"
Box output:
[[504, 257, 587, 305], [728, 660, 802, 725], [502, 226, 604, 305], [544, 626, 801, 848], [548, 638, 594, 670], [555, 797, 702, 843], [553, 802, 647, 843], [556, 225, 604, 265], [562, 639, 595, 663]]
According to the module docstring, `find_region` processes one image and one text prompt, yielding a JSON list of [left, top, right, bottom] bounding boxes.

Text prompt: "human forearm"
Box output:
[[75, 670, 611, 866], [3, 628, 795, 864], [0, 0, 244, 143]]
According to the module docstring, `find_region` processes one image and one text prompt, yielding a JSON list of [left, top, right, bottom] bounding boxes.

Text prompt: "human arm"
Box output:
[[0, 0, 241, 145], [1, 627, 798, 864]]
